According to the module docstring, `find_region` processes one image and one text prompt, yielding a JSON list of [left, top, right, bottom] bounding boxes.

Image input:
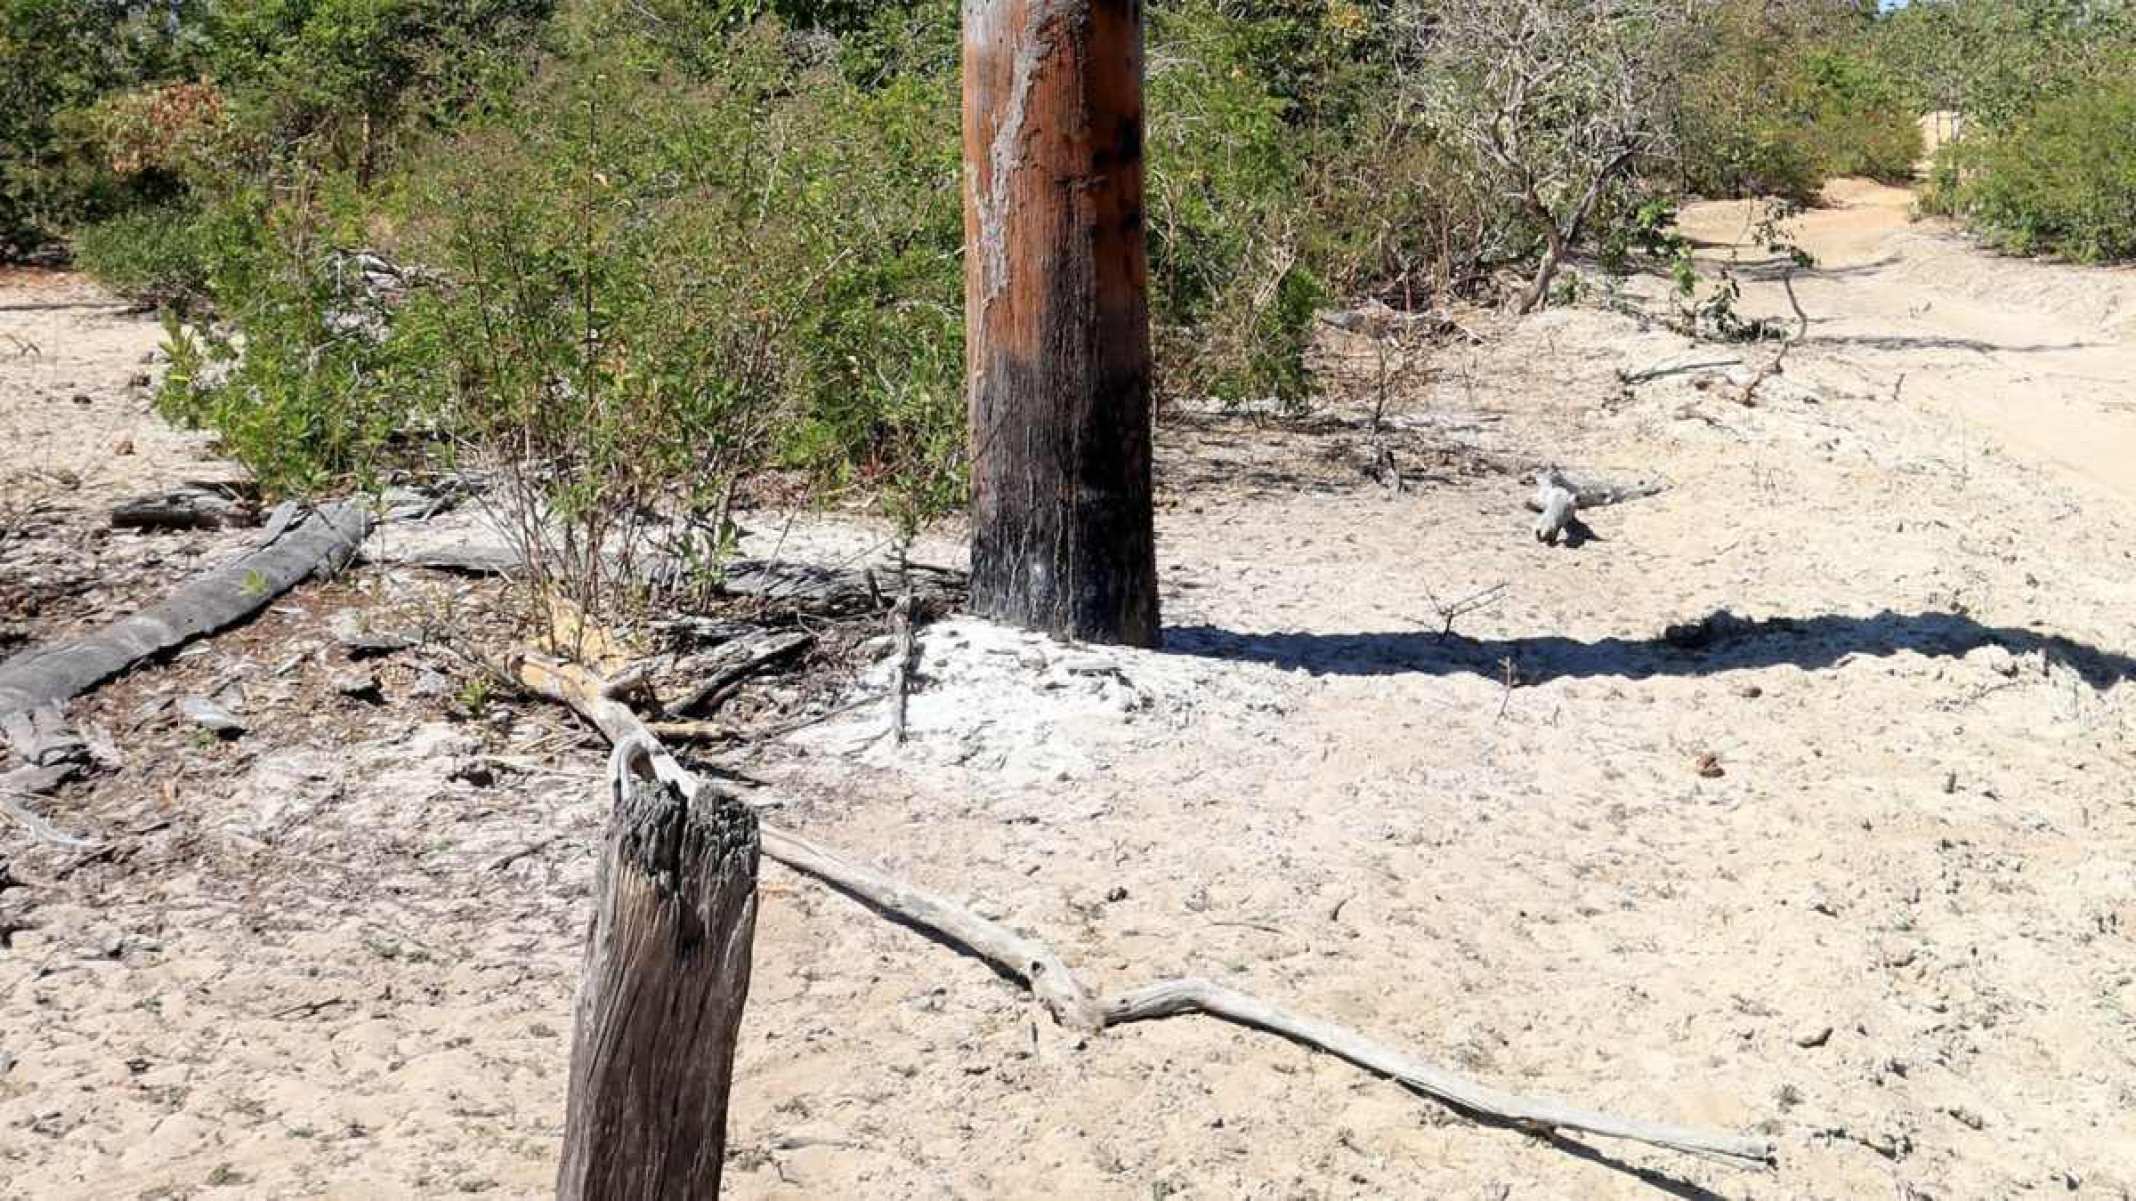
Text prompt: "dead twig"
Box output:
[[0, 787, 104, 850], [268, 996, 352, 1020], [889, 590, 916, 745], [672, 631, 813, 717], [644, 720, 735, 744], [1617, 356, 1744, 386], [1423, 582, 1509, 640], [488, 836, 564, 872], [1736, 267, 1808, 408]]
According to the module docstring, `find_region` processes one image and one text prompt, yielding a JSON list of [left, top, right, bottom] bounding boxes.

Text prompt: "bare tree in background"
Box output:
[[1401, 0, 1687, 313]]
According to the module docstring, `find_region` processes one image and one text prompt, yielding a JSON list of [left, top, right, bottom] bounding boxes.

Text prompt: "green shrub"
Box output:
[[1145, 0, 1433, 407], [1796, 49, 1922, 184], [0, 0, 194, 252], [1875, 1, 2136, 134], [200, 0, 552, 181], [1939, 74, 2136, 262], [153, 10, 969, 528], [1676, 7, 1920, 200], [155, 181, 420, 494], [70, 204, 210, 304]]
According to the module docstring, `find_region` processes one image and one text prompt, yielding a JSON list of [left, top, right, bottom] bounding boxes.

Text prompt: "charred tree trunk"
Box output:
[[963, 0, 1160, 647], [556, 739, 761, 1201]]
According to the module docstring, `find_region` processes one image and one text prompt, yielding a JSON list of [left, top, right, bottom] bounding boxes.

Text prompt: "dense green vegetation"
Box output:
[[1, 0, 2126, 529], [1889, 0, 2136, 262]]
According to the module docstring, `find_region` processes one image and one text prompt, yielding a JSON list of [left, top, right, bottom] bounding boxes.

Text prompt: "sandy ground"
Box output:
[[2, 181, 2134, 1201], [0, 270, 254, 648]]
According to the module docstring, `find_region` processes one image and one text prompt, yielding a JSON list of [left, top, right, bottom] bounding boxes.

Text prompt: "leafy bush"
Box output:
[[1875, 0, 2135, 133], [0, 0, 193, 251], [69, 203, 210, 304], [390, 20, 966, 517], [1933, 75, 2136, 262], [199, 0, 552, 181], [1676, 6, 1920, 200], [1794, 49, 1922, 183], [155, 181, 421, 495], [1878, 2, 2136, 261]]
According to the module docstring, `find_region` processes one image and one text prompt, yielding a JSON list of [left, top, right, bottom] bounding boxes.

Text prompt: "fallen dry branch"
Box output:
[[1735, 268, 1809, 408], [644, 720, 736, 744], [1617, 356, 1745, 386], [517, 655, 1102, 1031], [1527, 468, 1671, 545], [1529, 465, 1674, 544], [1733, 347, 1791, 408], [111, 486, 258, 532], [1523, 470, 1672, 511], [518, 654, 1776, 1169], [0, 777, 103, 849], [672, 631, 813, 717], [0, 503, 371, 725], [1103, 978, 1766, 1159], [1424, 582, 1510, 640]]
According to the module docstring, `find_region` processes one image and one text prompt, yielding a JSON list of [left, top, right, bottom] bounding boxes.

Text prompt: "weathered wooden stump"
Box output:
[[556, 737, 761, 1201]]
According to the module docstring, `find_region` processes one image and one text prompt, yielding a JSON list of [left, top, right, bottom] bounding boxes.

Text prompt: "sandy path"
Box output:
[[3, 191, 2134, 1201], [0, 271, 254, 645], [1676, 179, 2136, 504]]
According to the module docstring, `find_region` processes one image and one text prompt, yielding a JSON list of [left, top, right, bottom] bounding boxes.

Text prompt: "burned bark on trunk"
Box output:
[[963, 0, 1160, 647]]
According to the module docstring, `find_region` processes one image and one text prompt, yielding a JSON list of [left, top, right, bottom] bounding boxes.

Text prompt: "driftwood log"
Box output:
[[110, 486, 258, 532], [556, 736, 761, 1201], [0, 503, 370, 725], [1527, 469, 1670, 545], [518, 655, 1774, 1168]]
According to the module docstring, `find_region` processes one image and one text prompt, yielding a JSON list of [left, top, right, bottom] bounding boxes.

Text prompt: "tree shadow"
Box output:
[[1165, 609, 2136, 689]]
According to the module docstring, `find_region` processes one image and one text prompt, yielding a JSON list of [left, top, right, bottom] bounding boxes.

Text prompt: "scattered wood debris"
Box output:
[[517, 653, 1778, 1171]]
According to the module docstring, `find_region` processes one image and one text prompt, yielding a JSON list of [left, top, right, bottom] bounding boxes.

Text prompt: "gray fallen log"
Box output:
[[0, 503, 370, 725]]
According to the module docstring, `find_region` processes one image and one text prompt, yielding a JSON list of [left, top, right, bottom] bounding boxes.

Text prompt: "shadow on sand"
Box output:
[[1165, 609, 2136, 689]]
